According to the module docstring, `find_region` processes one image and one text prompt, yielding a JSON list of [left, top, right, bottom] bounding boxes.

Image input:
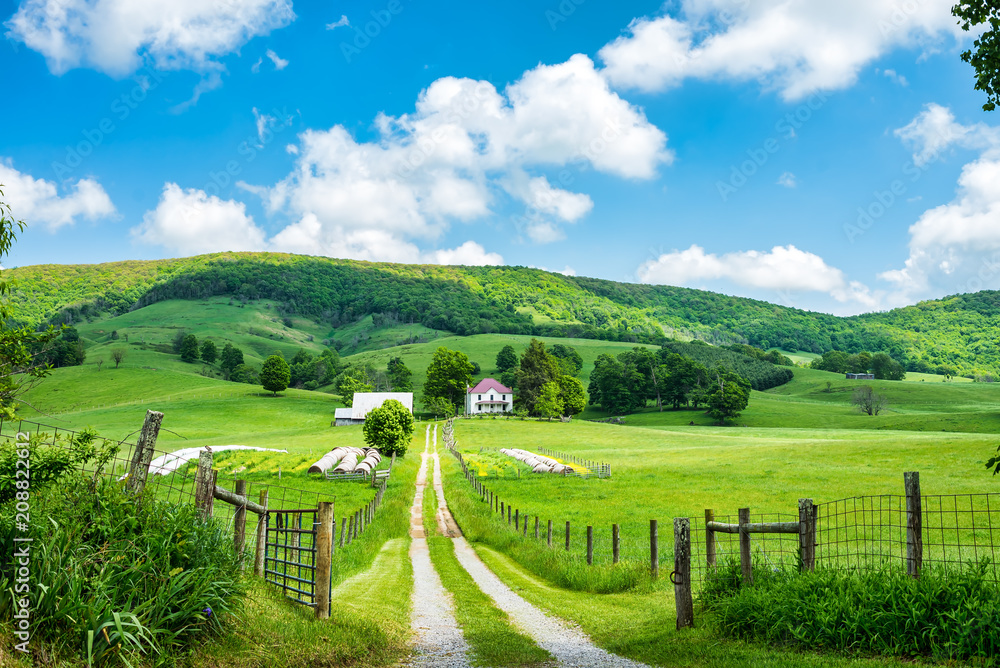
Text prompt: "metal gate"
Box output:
[[264, 509, 328, 610]]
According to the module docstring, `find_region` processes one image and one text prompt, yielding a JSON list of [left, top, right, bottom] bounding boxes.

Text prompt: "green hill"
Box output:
[[8, 251, 1000, 375]]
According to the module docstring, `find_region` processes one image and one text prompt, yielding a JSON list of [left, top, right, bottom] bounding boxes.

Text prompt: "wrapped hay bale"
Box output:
[[307, 447, 348, 473], [333, 452, 359, 473]]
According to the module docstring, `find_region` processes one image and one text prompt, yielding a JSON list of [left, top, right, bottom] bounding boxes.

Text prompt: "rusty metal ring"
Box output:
[[669, 570, 683, 585]]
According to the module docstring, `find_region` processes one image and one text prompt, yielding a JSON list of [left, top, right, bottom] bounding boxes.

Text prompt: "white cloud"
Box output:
[[638, 244, 879, 308], [777, 172, 796, 188], [599, 0, 960, 100], [251, 57, 263, 74], [880, 68, 908, 86], [132, 183, 267, 255], [427, 241, 503, 266], [265, 48, 288, 70], [326, 15, 349, 30], [5, 0, 295, 76], [245, 54, 669, 261], [894, 103, 998, 167], [0, 159, 116, 230], [879, 106, 1000, 304]]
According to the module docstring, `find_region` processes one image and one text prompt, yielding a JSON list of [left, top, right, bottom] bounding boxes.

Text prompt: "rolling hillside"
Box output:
[[8, 251, 1000, 375]]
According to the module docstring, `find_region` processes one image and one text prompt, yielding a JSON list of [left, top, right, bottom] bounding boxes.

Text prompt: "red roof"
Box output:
[[468, 378, 513, 394]]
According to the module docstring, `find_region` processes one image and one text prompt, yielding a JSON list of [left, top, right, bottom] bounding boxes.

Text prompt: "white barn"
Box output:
[[465, 378, 514, 415], [335, 392, 413, 426]]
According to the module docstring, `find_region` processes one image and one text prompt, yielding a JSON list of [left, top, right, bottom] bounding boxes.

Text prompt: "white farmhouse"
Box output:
[[334, 392, 414, 426], [465, 378, 514, 415]]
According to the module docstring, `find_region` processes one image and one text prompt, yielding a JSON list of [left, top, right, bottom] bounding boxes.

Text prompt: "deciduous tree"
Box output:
[[200, 340, 217, 364], [954, 0, 1000, 111], [180, 334, 199, 363], [363, 399, 414, 457], [424, 347, 474, 413], [852, 385, 887, 416], [496, 345, 518, 373], [706, 366, 751, 424], [111, 347, 127, 369], [260, 354, 291, 395]]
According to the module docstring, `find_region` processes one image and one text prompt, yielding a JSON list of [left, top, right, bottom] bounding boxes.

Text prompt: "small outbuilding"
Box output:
[[335, 392, 414, 426], [845, 373, 875, 380]]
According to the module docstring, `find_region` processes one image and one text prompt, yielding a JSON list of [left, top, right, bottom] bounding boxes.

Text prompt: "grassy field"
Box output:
[[585, 366, 1000, 432]]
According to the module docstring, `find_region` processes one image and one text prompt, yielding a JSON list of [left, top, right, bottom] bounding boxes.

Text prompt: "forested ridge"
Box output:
[[7, 251, 1000, 375]]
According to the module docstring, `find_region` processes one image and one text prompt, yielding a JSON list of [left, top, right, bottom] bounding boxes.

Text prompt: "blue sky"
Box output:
[[1, 0, 998, 316]]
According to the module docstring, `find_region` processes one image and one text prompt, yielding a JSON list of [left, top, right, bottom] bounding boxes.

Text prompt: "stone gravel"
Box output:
[[402, 426, 470, 668]]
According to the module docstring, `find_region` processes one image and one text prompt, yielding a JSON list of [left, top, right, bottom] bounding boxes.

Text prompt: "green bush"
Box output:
[[0, 473, 248, 665], [704, 560, 1000, 663]]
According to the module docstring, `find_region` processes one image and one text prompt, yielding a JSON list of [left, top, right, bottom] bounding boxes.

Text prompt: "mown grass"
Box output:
[[423, 442, 553, 667], [589, 367, 1000, 431]]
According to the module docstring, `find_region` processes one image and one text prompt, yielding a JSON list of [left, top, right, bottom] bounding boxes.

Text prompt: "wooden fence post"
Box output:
[[651, 520, 659, 579], [508, 505, 512, 526], [547, 520, 553, 548], [254, 489, 268, 577], [565, 521, 571, 551], [314, 501, 334, 620], [739, 507, 752, 584], [613, 524, 620, 564], [674, 518, 694, 629], [905, 472, 922, 579], [346, 515, 353, 545], [523, 517, 527, 537], [515, 509, 519, 531], [194, 449, 215, 518], [339, 518, 347, 548], [535, 516, 539, 540], [705, 509, 716, 569], [587, 526, 593, 565], [798, 498, 816, 572], [126, 410, 164, 495], [234, 480, 247, 561]]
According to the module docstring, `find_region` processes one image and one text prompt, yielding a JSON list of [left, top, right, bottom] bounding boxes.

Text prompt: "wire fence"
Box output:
[[442, 419, 1000, 592], [0, 415, 392, 607]]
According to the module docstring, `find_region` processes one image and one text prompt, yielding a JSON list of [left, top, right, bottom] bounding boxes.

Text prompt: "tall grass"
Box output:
[[705, 559, 1000, 664], [1, 474, 248, 666]]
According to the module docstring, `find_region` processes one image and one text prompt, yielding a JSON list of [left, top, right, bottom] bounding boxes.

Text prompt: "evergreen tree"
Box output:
[[550, 344, 583, 376]]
